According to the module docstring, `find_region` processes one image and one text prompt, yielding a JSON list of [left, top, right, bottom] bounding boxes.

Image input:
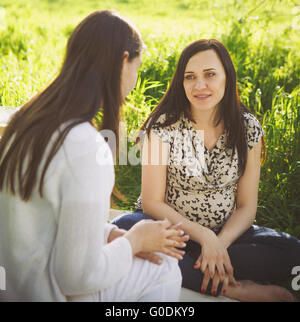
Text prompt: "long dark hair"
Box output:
[[142, 39, 265, 176], [0, 10, 143, 201]]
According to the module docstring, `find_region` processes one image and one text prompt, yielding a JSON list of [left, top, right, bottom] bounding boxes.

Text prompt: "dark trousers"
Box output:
[[112, 211, 300, 297]]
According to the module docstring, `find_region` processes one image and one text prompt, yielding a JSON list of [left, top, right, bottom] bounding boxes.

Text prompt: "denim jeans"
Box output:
[[112, 211, 300, 297]]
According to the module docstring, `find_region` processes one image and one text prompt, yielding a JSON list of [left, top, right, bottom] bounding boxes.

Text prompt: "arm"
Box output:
[[54, 141, 134, 296], [218, 138, 262, 248], [54, 132, 188, 297]]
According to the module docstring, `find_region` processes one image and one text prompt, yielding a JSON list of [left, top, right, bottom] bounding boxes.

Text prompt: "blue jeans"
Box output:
[[112, 211, 300, 297]]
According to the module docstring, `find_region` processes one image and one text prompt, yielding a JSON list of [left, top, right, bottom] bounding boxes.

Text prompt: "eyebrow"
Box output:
[[184, 68, 216, 73]]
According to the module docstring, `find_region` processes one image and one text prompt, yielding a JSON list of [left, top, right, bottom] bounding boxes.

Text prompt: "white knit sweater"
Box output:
[[0, 122, 133, 301]]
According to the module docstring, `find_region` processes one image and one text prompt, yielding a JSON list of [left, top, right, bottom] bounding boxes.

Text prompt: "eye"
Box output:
[[184, 74, 194, 80], [207, 72, 216, 77]]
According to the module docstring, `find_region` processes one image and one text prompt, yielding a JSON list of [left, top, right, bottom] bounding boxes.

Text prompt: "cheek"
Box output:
[[130, 70, 138, 90], [220, 75, 226, 91], [213, 78, 226, 96], [183, 82, 192, 96]]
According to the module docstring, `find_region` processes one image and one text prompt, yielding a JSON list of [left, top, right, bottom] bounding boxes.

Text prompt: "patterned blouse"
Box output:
[[135, 112, 264, 233]]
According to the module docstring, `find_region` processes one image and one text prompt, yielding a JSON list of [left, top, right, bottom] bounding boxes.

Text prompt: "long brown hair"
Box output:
[[0, 10, 143, 201], [142, 39, 266, 176]]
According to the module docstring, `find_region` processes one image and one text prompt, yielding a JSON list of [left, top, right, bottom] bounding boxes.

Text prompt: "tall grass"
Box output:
[[0, 0, 299, 238]]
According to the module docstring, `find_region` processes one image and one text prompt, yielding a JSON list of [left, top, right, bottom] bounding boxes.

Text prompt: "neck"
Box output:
[[190, 105, 219, 129]]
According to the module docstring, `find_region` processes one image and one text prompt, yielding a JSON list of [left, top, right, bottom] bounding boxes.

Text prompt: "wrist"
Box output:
[[217, 233, 232, 249], [124, 230, 143, 255], [195, 226, 215, 244]]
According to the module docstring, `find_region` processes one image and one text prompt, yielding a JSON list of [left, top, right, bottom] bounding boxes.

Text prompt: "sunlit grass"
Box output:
[[0, 0, 299, 238]]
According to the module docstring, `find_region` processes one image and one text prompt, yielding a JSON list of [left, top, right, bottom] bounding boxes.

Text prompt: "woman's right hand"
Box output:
[[194, 229, 236, 286], [124, 219, 189, 260]]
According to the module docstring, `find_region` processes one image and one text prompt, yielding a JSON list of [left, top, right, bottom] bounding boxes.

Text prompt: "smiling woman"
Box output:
[[113, 38, 300, 302]]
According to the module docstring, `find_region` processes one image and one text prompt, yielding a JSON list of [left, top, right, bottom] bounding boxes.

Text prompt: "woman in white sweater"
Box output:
[[0, 10, 188, 302]]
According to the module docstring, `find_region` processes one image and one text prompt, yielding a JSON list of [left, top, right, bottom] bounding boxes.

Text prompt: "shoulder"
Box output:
[[242, 112, 265, 151], [151, 113, 183, 144], [57, 122, 113, 166]]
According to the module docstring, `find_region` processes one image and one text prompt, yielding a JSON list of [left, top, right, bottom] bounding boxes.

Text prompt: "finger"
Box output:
[[164, 246, 185, 257], [181, 234, 190, 242], [165, 228, 185, 238], [229, 275, 240, 287], [208, 261, 216, 279], [169, 234, 190, 243], [194, 254, 202, 269], [162, 247, 184, 260], [200, 256, 208, 273], [164, 238, 186, 249], [170, 222, 184, 230], [201, 268, 210, 294], [211, 272, 220, 296], [221, 274, 229, 296], [216, 260, 226, 282], [160, 218, 171, 229], [136, 252, 163, 265], [223, 257, 237, 286]]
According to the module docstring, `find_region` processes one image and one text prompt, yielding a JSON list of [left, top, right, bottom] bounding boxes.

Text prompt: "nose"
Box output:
[[194, 79, 207, 90]]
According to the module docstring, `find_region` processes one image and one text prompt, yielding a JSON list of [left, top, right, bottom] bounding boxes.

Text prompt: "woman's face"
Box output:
[[121, 52, 142, 99], [183, 49, 226, 113]]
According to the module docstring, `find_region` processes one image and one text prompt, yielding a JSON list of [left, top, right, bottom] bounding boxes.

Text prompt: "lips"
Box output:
[[193, 94, 212, 99]]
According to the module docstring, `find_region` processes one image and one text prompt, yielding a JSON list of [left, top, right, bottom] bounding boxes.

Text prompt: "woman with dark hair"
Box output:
[[0, 10, 188, 302], [113, 39, 300, 302]]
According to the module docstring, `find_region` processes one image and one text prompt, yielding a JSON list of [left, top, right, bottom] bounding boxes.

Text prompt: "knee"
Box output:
[[161, 255, 182, 285], [111, 212, 152, 230]]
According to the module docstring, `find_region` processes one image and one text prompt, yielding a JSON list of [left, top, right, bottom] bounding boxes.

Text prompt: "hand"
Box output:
[[125, 219, 189, 260], [200, 267, 240, 296], [135, 252, 163, 265], [200, 267, 227, 296], [194, 229, 236, 285], [107, 228, 166, 265]]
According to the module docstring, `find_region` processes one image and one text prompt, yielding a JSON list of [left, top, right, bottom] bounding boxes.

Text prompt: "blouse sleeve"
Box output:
[[152, 114, 172, 145], [243, 112, 265, 151], [54, 137, 133, 297]]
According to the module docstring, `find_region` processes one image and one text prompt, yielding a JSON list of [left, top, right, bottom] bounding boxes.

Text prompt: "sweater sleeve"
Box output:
[[53, 137, 133, 297]]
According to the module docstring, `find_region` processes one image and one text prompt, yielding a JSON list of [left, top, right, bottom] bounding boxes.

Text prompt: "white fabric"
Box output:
[[0, 121, 161, 301], [69, 254, 182, 302]]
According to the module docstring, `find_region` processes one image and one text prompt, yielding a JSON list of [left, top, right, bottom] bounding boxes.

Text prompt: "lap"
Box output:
[[113, 211, 300, 286], [69, 254, 181, 302], [101, 254, 181, 302]]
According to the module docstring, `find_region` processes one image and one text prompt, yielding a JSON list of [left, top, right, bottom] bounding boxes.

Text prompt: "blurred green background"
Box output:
[[0, 0, 299, 239]]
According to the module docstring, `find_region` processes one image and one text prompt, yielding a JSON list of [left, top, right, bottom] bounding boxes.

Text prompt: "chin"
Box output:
[[192, 104, 217, 111]]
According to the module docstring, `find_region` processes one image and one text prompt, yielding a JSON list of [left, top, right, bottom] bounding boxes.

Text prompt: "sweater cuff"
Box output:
[[104, 223, 118, 243]]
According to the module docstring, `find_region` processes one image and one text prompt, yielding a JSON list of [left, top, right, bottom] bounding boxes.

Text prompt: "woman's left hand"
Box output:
[[107, 227, 164, 265]]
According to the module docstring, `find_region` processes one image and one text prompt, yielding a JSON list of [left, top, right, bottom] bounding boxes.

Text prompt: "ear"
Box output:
[[123, 51, 130, 62]]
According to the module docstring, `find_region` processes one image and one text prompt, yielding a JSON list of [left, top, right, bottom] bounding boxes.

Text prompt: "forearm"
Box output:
[[218, 206, 256, 248], [143, 200, 213, 244]]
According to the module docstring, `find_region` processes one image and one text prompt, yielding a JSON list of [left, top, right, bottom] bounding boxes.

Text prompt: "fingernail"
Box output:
[[212, 290, 216, 296], [223, 289, 226, 294], [201, 288, 205, 293], [158, 259, 163, 264]]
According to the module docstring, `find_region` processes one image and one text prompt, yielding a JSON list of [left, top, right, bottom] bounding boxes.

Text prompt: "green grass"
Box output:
[[0, 0, 299, 242]]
